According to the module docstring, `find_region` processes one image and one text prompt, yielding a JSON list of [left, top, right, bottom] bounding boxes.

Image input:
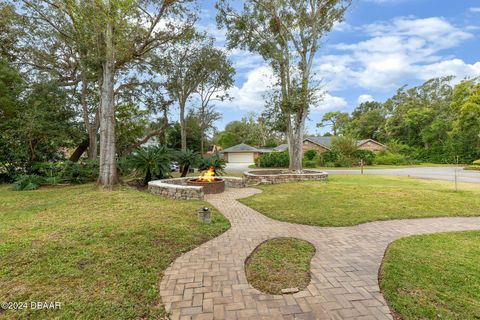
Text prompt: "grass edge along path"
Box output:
[[380, 231, 480, 319], [245, 237, 316, 295], [240, 175, 480, 227]]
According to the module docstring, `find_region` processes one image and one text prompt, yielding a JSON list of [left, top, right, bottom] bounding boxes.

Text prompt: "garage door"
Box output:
[[228, 153, 255, 163]]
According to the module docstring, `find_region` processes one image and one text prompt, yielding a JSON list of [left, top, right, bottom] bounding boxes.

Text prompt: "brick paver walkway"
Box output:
[[160, 188, 480, 320]]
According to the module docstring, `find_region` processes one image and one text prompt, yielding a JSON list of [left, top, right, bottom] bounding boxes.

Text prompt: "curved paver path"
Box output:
[[160, 188, 480, 320]]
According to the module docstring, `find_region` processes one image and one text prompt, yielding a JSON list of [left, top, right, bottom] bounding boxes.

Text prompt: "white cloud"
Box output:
[[315, 17, 480, 91], [358, 94, 374, 104], [312, 93, 348, 112], [217, 65, 274, 111], [470, 7, 480, 13]]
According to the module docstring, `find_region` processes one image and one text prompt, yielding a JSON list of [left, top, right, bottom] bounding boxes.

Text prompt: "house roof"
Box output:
[[273, 144, 289, 152], [222, 143, 261, 153], [356, 139, 387, 148], [304, 136, 334, 149]]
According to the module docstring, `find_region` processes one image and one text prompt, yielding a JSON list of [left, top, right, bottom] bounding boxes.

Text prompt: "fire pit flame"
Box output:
[[197, 166, 216, 182], [186, 166, 225, 194]]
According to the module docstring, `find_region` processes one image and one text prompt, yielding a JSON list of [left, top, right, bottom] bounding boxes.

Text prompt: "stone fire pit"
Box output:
[[186, 178, 225, 194], [148, 176, 244, 200]]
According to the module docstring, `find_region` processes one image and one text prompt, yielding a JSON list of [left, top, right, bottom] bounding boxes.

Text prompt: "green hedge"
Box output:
[[256, 152, 289, 168], [374, 153, 408, 165], [465, 165, 480, 171]]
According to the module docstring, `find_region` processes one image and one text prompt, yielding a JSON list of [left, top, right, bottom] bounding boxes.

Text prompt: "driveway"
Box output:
[[225, 162, 253, 173], [326, 166, 480, 184]]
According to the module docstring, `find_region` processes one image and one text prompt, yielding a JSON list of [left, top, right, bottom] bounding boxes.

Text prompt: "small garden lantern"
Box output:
[[198, 207, 211, 224]]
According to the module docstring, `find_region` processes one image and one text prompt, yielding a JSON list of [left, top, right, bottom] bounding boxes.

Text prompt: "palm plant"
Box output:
[[198, 155, 226, 175], [128, 146, 172, 185], [176, 149, 201, 177]]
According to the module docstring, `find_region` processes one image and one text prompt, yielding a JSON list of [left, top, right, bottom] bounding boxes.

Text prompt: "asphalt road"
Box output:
[[225, 163, 480, 184], [326, 166, 480, 184]]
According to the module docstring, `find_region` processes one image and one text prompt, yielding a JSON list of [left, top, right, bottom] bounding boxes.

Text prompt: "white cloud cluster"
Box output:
[[470, 7, 480, 13], [312, 93, 348, 112], [316, 17, 480, 91], [358, 94, 375, 104], [217, 66, 274, 111]]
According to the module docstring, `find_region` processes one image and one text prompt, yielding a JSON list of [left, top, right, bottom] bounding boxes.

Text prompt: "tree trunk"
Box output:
[[98, 14, 118, 188], [200, 132, 205, 155], [179, 99, 187, 151], [80, 72, 98, 161], [69, 138, 89, 162], [88, 127, 98, 160], [180, 164, 189, 177], [287, 113, 306, 172]]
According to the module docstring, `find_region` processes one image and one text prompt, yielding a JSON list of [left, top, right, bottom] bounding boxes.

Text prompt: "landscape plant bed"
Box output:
[[0, 184, 229, 319], [240, 175, 480, 227], [380, 231, 480, 319], [245, 238, 315, 295]]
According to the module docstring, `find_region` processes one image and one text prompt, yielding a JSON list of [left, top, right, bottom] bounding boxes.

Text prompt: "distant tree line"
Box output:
[[316, 77, 480, 164]]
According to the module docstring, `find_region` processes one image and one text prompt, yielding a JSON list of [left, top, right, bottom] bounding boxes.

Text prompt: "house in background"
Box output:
[[303, 137, 387, 154], [205, 145, 221, 155], [221, 137, 386, 164], [221, 143, 270, 164]]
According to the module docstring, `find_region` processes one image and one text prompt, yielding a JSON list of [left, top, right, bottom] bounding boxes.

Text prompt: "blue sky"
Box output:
[[193, 0, 480, 135]]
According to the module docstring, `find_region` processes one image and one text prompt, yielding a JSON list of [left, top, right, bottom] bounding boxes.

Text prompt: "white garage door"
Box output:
[[228, 152, 255, 163]]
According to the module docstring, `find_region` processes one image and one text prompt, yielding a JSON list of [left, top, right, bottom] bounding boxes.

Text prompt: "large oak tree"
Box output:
[[217, 0, 351, 171]]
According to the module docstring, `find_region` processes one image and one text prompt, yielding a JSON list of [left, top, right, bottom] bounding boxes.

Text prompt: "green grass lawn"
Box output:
[[0, 184, 229, 319], [245, 238, 315, 295], [240, 175, 480, 227], [380, 231, 480, 319]]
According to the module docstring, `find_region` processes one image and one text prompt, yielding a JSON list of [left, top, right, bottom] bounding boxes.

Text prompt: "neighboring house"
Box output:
[[303, 136, 387, 153], [356, 139, 387, 152], [273, 144, 289, 152], [222, 143, 269, 163], [142, 136, 160, 148], [205, 145, 221, 155]]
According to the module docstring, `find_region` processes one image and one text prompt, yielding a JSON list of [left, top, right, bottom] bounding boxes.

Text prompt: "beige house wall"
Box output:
[[358, 141, 386, 152], [302, 141, 329, 154]]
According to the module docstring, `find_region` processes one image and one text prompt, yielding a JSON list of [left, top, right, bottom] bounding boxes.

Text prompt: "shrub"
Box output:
[[331, 136, 358, 159], [304, 150, 318, 161], [128, 146, 172, 185], [322, 150, 340, 163], [374, 153, 407, 165], [256, 152, 289, 168], [11, 174, 45, 191], [353, 150, 375, 165], [334, 157, 353, 167], [61, 161, 98, 184], [313, 154, 324, 167], [303, 160, 317, 168], [32, 160, 98, 184], [199, 155, 226, 175], [465, 165, 480, 171], [324, 162, 335, 168], [176, 149, 201, 177], [0, 162, 25, 183], [473, 160, 480, 165]]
